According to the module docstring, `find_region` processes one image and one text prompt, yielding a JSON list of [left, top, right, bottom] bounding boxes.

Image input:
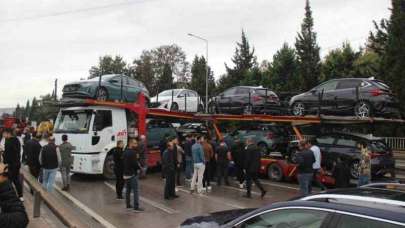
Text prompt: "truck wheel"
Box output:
[[103, 154, 115, 180], [268, 163, 283, 182]]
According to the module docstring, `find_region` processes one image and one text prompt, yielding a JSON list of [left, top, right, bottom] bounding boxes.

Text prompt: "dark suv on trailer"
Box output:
[[316, 132, 395, 179], [289, 78, 400, 118], [208, 86, 280, 114]]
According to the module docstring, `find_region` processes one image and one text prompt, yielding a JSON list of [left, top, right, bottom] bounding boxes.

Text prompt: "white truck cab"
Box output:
[[53, 106, 137, 178]]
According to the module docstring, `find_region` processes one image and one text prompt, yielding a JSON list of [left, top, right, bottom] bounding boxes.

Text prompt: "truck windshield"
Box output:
[[54, 110, 92, 133]]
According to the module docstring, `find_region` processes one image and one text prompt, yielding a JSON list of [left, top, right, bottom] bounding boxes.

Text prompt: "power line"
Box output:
[[0, 0, 154, 24]]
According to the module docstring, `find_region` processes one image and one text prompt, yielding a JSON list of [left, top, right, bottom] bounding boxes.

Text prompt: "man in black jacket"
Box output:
[[296, 140, 315, 196], [244, 138, 266, 199], [112, 140, 124, 199], [24, 132, 42, 180], [123, 138, 143, 212], [0, 163, 29, 228], [162, 141, 178, 200], [231, 137, 245, 189], [2, 128, 23, 200]]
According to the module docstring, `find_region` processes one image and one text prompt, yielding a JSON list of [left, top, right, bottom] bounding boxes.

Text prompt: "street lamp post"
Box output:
[[188, 33, 209, 113]]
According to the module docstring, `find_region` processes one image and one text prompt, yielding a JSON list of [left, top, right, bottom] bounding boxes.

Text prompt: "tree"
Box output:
[[25, 100, 31, 120], [295, 0, 321, 90], [380, 0, 405, 112], [190, 56, 216, 98], [223, 30, 258, 88], [89, 55, 129, 79], [321, 42, 360, 81], [156, 63, 174, 92], [265, 43, 300, 92], [30, 97, 39, 122], [353, 50, 381, 78], [133, 51, 156, 93]]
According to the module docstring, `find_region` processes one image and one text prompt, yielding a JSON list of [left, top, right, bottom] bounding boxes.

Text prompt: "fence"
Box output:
[[21, 168, 86, 228]]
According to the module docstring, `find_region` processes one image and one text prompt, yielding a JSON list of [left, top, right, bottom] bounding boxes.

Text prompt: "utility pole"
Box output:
[[54, 79, 58, 100], [188, 33, 209, 113]]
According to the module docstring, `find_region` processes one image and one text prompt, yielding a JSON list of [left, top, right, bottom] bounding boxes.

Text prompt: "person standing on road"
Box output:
[[202, 136, 214, 191], [39, 136, 61, 192], [123, 138, 144, 212], [0, 163, 29, 228], [332, 157, 351, 188], [139, 135, 148, 179], [24, 132, 42, 181], [308, 139, 326, 191], [231, 137, 245, 189], [358, 142, 371, 186], [296, 140, 315, 196], [162, 141, 178, 200], [244, 137, 266, 199], [216, 140, 231, 186], [113, 140, 125, 199], [183, 134, 194, 180], [2, 128, 24, 200], [190, 136, 205, 194], [173, 137, 184, 186], [59, 135, 75, 191]]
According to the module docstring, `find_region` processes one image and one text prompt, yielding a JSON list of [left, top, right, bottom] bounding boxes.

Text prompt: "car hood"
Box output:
[[180, 208, 255, 227], [289, 92, 310, 104]]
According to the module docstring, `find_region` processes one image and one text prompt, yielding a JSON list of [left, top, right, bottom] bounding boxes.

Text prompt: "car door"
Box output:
[[233, 87, 251, 113], [334, 79, 362, 111], [317, 80, 339, 112], [105, 75, 125, 101], [218, 87, 237, 113], [125, 76, 142, 102], [186, 90, 199, 112], [176, 90, 187, 111], [232, 208, 332, 228], [305, 80, 339, 113]]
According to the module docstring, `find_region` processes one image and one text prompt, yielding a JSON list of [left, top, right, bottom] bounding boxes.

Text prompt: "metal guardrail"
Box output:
[[21, 168, 86, 228], [384, 137, 405, 151]]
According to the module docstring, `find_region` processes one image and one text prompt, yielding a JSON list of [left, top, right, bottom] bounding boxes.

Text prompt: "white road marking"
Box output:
[[54, 186, 117, 228], [104, 182, 178, 214], [176, 187, 245, 209]]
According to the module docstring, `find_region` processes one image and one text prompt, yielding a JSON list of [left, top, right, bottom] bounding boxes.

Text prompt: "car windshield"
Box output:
[[158, 89, 181, 97], [368, 140, 389, 153], [54, 110, 93, 133], [372, 80, 390, 90]]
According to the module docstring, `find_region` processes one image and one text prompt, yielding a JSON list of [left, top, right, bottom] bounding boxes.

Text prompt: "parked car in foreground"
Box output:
[[289, 78, 401, 118], [208, 86, 280, 114], [181, 184, 405, 227], [62, 74, 149, 103], [312, 132, 395, 179], [150, 89, 203, 112], [224, 124, 289, 156]]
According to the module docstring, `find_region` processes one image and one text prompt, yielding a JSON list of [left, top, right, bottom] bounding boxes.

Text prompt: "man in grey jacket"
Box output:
[[59, 135, 75, 191]]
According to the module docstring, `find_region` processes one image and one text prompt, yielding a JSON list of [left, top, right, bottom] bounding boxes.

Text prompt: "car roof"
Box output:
[[323, 131, 383, 141], [230, 200, 405, 225]]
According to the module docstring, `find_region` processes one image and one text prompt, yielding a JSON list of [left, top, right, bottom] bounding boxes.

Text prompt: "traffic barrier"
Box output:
[[21, 168, 87, 228]]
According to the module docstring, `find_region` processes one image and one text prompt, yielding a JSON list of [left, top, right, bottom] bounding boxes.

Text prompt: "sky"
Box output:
[[0, 0, 391, 108]]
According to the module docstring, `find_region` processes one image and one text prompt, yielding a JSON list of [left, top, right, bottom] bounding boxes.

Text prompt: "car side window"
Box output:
[[223, 88, 237, 97], [335, 137, 357, 147], [317, 136, 335, 145], [93, 110, 112, 131], [235, 87, 250, 95], [235, 209, 329, 228], [336, 80, 361, 90], [178, 91, 187, 97], [316, 80, 338, 92], [187, 91, 197, 97], [336, 214, 403, 228]]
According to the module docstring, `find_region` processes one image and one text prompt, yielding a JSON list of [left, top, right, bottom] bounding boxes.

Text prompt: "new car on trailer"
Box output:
[[62, 74, 149, 103], [289, 78, 400, 118], [150, 89, 204, 112], [208, 86, 280, 114]]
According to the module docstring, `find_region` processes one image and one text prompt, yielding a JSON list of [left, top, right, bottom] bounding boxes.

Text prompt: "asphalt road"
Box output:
[[44, 171, 304, 228]]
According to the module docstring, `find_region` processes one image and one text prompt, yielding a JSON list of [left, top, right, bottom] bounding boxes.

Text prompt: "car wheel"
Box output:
[[292, 102, 305, 116], [258, 143, 268, 156], [103, 154, 115, 180], [350, 160, 360, 179], [268, 163, 283, 182], [170, 103, 179, 111], [197, 104, 204, 113], [243, 104, 253, 115], [95, 87, 109, 101], [208, 102, 217, 114], [354, 101, 372, 118]]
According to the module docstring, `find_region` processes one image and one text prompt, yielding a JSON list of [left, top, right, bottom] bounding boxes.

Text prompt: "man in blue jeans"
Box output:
[[296, 140, 315, 196], [123, 138, 143, 212], [39, 136, 61, 192]]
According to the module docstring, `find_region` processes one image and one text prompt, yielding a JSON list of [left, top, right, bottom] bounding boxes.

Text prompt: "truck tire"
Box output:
[[103, 154, 115, 180], [268, 163, 283, 182]]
